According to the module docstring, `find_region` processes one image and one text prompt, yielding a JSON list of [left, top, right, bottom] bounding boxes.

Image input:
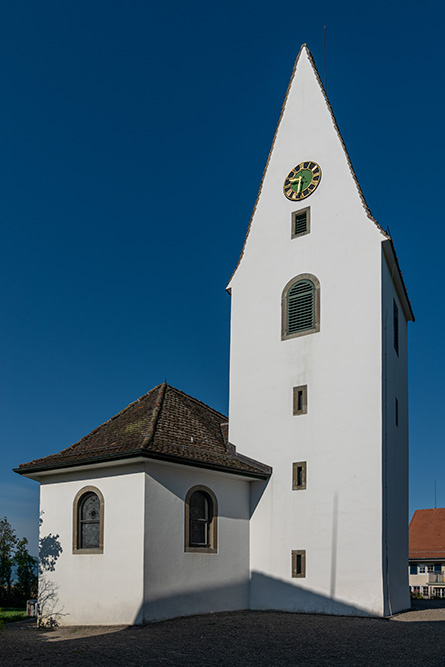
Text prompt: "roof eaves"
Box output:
[[14, 447, 271, 480], [382, 238, 415, 322]]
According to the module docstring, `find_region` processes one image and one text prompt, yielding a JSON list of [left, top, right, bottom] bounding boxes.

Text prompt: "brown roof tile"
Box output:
[[15, 383, 272, 479], [409, 509, 445, 559]]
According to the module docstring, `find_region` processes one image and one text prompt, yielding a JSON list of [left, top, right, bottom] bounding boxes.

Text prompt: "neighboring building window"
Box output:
[[428, 564, 434, 573], [434, 564, 442, 573], [291, 207, 310, 239], [393, 300, 399, 355], [73, 486, 104, 554], [293, 462, 307, 490], [422, 586, 429, 597], [410, 564, 418, 575], [185, 486, 218, 554], [292, 550, 306, 578], [419, 565, 426, 574], [411, 586, 420, 593], [395, 398, 399, 427], [281, 274, 320, 340], [293, 385, 308, 415]]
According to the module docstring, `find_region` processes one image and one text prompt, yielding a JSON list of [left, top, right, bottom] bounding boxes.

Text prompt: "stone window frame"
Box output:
[[291, 206, 311, 239], [72, 485, 104, 555], [184, 485, 218, 554], [281, 273, 320, 341], [292, 550, 306, 578], [293, 385, 308, 415], [292, 462, 307, 490]]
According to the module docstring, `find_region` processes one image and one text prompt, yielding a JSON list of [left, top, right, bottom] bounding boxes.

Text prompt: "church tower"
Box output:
[[227, 45, 413, 616]]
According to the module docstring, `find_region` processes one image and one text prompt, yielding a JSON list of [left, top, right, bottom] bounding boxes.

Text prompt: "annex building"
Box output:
[[16, 44, 414, 625]]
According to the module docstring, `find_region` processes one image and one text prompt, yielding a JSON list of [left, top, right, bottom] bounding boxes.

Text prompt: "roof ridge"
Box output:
[[51, 382, 166, 457], [141, 381, 167, 448]]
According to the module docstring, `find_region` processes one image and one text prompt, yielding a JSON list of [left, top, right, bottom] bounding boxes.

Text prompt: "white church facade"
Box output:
[[16, 45, 413, 624]]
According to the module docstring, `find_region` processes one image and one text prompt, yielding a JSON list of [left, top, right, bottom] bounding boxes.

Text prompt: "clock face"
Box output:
[[283, 161, 321, 201]]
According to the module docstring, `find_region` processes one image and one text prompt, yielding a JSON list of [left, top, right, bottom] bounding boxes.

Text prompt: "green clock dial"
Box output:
[[283, 161, 321, 201]]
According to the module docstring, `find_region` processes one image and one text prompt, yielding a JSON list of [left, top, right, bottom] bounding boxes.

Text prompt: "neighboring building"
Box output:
[[409, 509, 445, 599], [15, 44, 413, 624]]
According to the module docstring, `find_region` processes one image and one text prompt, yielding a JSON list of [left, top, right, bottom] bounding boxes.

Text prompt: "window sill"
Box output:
[[73, 547, 103, 555], [184, 546, 217, 554], [282, 325, 320, 341]]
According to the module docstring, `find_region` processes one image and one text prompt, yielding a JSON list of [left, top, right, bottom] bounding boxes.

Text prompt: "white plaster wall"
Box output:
[[39, 463, 145, 626], [228, 48, 387, 615], [143, 460, 250, 621], [382, 253, 410, 614]]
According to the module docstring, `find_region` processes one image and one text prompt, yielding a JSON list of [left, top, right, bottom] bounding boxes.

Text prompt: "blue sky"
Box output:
[[1, 1, 443, 555]]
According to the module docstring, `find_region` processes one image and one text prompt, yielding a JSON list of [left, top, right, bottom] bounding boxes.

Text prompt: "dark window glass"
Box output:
[[297, 466, 303, 488], [189, 491, 212, 547], [410, 564, 418, 575], [79, 492, 100, 549], [298, 391, 303, 412], [393, 300, 399, 355]]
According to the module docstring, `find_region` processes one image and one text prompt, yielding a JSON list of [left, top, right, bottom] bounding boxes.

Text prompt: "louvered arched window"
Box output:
[[282, 274, 320, 340]]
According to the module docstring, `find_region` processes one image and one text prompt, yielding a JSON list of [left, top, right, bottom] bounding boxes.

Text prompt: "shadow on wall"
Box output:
[[142, 571, 380, 624], [38, 512, 65, 627], [39, 511, 63, 575]]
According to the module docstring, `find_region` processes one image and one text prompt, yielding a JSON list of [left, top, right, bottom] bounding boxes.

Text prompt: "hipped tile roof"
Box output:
[[409, 509, 445, 559], [15, 383, 272, 479]]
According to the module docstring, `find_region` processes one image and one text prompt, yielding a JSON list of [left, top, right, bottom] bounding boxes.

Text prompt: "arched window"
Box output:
[[73, 486, 104, 553], [185, 486, 217, 553], [281, 274, 320, 340]]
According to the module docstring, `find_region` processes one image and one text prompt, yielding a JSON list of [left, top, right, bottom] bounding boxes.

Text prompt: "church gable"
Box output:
[[228, 45, 387, 290]]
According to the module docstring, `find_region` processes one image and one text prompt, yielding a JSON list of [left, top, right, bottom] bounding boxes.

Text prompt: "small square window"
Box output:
[[419, 565, 426, 574], [292, 550, 306, 578], [293, 385, 307, 415], [428, 564, 434, 573], [291, 207, 310, 239], [293, 462, 307, 490]]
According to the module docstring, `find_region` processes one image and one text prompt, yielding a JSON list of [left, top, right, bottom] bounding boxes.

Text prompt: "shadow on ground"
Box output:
[[3, 608, 445, 666]]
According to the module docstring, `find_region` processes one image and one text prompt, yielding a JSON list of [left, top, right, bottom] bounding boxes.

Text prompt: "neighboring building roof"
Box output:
[[15, 382, 272, 479], [409, 509, 445, 559]]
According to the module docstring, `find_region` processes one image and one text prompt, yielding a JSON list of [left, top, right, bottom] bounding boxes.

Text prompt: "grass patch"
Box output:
[[0, 608, 27, 624]]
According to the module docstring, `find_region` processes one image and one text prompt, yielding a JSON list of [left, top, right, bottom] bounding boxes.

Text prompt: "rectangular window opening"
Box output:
[[293, 462, 307, 490], [292, 550, 306, 578], [393, 300, 399, 356], [291, 207, 310, 239], [293, 385, 308, 415]]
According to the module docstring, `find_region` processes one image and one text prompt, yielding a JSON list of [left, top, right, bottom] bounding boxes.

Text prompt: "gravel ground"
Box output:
[[1, 601, 445, 666]]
